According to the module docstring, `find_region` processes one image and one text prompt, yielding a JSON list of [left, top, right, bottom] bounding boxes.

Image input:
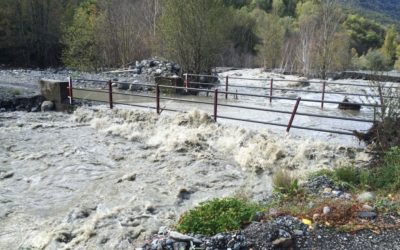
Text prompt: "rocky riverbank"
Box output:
[[140, 175, 400, 250]]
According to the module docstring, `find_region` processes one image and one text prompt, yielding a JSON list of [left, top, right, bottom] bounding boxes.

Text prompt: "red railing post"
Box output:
[[321, 81, 326, 109], [225, 76, 229, 100], [184, 73, 188, 93], [68, 77, 73, 104], [213, 89, 218, 122], [286, 97, 301, 133], [108, 80, 113, 109], [156, 84, 160, 114], [269, 78, 273, 103]]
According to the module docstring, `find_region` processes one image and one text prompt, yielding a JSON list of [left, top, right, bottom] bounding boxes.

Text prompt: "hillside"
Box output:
[[342, 0, 400, 26]]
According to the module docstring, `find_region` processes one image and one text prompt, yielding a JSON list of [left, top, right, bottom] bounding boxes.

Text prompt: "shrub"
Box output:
[[371, 147, 400, 191], [272, 170, 299, 196], [176, 198, 260, 236], [310, 147, 400, 192]]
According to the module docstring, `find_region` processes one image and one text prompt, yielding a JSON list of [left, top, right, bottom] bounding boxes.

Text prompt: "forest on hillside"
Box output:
[[0, 0, 399, 78]]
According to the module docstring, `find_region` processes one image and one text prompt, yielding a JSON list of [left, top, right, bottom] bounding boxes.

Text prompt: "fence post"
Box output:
[[184, 73, 188, 93], [156, 84, 160, 114], [225, 76, 229, 100], [108, 80, 113, 109], [68, 76, 73, 105], [321, 81, 326, 109], [213, 89, 218, 122], [269, 78, 273, 103], [286, 97, 301, 133]]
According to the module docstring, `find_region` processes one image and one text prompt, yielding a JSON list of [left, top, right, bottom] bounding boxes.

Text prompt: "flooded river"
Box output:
[[0, 68, 387, 249]]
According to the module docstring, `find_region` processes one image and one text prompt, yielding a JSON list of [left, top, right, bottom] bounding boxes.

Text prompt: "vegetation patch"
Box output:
[[176, 198, 260, 236], [311, 147, 400, 192]]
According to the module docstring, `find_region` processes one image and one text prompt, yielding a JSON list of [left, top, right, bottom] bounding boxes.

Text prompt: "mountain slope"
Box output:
[[341, 0, 400, 25]]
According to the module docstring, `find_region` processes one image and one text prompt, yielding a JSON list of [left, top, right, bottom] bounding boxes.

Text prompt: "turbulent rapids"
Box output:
[[0, 107, 370, 249]]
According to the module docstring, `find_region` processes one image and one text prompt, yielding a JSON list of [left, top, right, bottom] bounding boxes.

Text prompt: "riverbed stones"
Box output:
[[323, 206, 331, 215], [361, 204, 375, 212], [357, 192, 376, 202], [358, 211, 377, 220], [169, 231, 202, 244]]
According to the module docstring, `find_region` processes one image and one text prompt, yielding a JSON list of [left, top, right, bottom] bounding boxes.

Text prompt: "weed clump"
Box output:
[[176, 198, 260, 236], [272, 170, 300, 196]]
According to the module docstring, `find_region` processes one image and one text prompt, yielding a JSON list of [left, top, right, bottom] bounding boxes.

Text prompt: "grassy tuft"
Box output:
[[175, 198, 260, 236], [272, 170, 300, 196]]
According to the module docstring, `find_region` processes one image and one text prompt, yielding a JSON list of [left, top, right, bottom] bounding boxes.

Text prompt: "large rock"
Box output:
[[338, 97, 361, 111], [41, 101, 54, 112], [117, 82, 130, 90], [39, 79, 69, 111]]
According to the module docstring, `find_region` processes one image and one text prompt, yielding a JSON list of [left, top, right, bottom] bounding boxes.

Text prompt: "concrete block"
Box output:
[[39, 79, 69, 111]]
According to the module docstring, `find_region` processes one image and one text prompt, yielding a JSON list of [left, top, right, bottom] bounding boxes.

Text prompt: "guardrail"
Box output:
[[67, 75, 384, 137]]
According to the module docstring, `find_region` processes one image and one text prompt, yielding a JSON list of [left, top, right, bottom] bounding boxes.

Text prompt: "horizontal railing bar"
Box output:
[[217, 115, 288, 127], [111, 81, 156, 87], [187, 81, 219, 87], [111, 92, 155, 99], [75, 78, 109, 83], [71, 97, 109, 104], [112, 101, 157, 109], [185, 73, 220, 78], [186, 74, 400, 88], [217, 115, 354, 135], [158, 85, 215, 93], [217, 103, 374, 123], [73, 87, 109, 94], [159, 96, 214, 105], [214, 83, 396, 98], [220, 90, 380, 107]]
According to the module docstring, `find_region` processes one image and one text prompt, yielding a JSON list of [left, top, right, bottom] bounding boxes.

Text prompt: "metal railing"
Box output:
[[67, 75, 384, 137]]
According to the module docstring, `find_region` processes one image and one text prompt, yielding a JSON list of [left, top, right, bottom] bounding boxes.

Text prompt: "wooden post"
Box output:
[[213, 89, 218, 122], [68, 77, 73, 105], [225, 76, 229, 100], [269, 78, 273, 103], [321, 81, 326, 109], [287, 97, 301, 133], [108, 80, 113, 109], [156, 84, 160, 114]]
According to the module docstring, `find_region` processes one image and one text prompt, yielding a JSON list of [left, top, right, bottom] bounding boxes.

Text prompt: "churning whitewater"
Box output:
[[0, 107, 369, 249]]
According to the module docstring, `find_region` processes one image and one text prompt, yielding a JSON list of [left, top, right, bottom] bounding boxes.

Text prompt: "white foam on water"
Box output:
[[0, 108, 370, 249], [73, 107, 367, 174]]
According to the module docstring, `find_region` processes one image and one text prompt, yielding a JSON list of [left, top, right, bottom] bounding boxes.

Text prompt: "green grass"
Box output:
[[176, 198, 260, 236], [311, 147, 400, 192], [272, 170, 300, 196]]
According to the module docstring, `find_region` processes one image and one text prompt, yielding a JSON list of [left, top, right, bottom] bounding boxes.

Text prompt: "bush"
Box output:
[[311, 147, 400, 192], [272, 170, 299, 196], [176, 198, 260, 235], [371, 146, 400, 191]]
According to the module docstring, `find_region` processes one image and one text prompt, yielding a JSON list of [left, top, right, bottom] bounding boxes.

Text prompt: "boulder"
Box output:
[[288, 77, 310, 87], [338, 98, 361, 111], [117, 82, 130, 90], [41, 101, 54, 112]]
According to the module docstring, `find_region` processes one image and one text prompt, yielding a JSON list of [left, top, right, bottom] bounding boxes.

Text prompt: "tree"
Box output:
[[159, 0, 232, 73], [254, 10, 284, 68], [62, 0, 101, 71], [394, 44, 400, 70], [381, 26, 398, 66], [314, 0, 343, 79], [296, 0, 318, 76], [344, 14, 385, 55]]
